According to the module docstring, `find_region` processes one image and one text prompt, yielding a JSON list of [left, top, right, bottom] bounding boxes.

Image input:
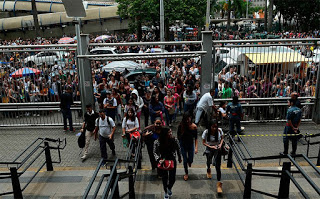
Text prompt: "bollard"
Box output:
[[243, 163, 252, 199], [128, 166, 135, 199], [10, 167, 23, 199], [278, 162, 291, 199], [44, 142, 53, 171], [317, 145, 320, 166], [227, 146, 233, 168]]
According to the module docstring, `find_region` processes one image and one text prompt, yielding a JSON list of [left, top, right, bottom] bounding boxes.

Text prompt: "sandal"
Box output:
[[183, 174, 189, 181]]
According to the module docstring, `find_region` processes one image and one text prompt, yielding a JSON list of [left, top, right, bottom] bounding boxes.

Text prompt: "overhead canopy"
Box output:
[[245, 52, 309, 65]]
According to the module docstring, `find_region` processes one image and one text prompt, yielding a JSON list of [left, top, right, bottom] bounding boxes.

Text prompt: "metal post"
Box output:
[[317, 145, 320, 166], [128, 166, 135, 199], [312, 64, 320, 124], [110, 165, 120, 198], [227, 146, 233, 168], [278, 162, 291, 199], [78, 34, 94, 115], [200, 31, 213, 96], [246, 0, 249, 19], [44, 142, 53, 171], [160, 0, 165, 79], [243, 163, 252, 199], [10, 167, 23, 199], [205, 0, 210, 31]]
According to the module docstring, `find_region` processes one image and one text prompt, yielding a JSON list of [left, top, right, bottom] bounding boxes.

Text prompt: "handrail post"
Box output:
[[110, 165, 120, 198], [243, 163, 252, 199], [10, 167, 23, 199], [44, 142, 53, 171], [227, 145, 233, 168], [278, 162, 291, 199], [317, 145, 320, 166], [128, 166, 135, 199]]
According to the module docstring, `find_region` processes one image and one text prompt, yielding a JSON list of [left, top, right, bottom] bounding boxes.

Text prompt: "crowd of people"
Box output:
[[0, 29, 315, 197]]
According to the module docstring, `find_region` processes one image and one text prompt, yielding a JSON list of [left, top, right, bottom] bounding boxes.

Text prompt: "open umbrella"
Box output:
[[58, 37, 75, 44], [10, 67, 42, 78], [94, 35, 112, 42]]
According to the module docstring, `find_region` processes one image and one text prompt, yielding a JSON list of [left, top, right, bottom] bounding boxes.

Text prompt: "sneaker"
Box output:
[[164, 193, 169, 199], [37, 114, 40, 117], [280, 152, 288, 156], [81, 155, 87, 160], [112, 150, 116, 156], [167, 188, 172, 197]]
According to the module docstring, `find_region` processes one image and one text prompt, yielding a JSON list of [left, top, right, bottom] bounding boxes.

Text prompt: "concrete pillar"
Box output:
[[78, 34, 94, 115], [200, 31, 213, 96], [312, 65, 320, 124]]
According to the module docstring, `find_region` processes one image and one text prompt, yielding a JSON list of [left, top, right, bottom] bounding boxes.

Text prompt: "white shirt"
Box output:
[[225, 72, 235, 81], [122, 117, 139, 131], [218, 107, 226, 114], [196, 92, 213, 110], [96, 117, 115, 138], [202, 128, 223, 146], [103, 97, 117, 107]]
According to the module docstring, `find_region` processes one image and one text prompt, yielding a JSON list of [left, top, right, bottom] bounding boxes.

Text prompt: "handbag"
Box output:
[[220, 142, 229, 156], [129, 131, 141, 140], [157, 159, 174, 170], [168, 107, 175, 115]]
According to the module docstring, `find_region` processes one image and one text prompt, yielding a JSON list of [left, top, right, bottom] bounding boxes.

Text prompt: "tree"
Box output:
[[116, 0, 207, 41], [274, 0, 320, 31]]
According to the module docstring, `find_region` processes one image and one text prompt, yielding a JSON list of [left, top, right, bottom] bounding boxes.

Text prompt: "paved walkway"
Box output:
[[1, 122, 319, 169]]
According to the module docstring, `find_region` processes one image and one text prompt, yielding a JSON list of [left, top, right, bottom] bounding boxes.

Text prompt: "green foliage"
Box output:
[[116, 0, 207, 34], [274, 0, 320, 31]]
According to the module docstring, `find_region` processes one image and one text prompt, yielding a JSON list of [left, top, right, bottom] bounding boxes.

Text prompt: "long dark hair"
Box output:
[[179, 112, 192, 136], [207, 119, 219, 142], [159, 127, 174, 157], [126, 108, 136, 122]]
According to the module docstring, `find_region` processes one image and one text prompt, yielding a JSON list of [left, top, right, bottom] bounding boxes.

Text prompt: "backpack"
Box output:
[[78, 129, 86, 148]]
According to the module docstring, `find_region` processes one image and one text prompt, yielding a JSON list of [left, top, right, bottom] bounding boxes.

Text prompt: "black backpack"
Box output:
[[78, 129, 86, 148]]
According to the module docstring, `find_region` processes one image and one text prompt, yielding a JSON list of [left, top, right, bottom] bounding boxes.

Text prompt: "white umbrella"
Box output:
[[102, 61, 141, 72]]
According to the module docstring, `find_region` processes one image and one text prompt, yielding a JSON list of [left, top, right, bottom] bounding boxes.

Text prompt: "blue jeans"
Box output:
[[229, 117, 241, 135], [283, 126, 298, 154], [180, 143, 194, 175], [61, 109, 73, 131]]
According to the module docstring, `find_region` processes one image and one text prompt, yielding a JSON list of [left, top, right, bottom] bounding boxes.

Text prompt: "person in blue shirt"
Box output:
[[226, 96, 243, 136], [281, 99, 302, 156], [149, 95, 165, 124]]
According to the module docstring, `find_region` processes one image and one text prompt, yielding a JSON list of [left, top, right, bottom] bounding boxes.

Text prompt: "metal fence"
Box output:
[[212, 38, 319, 122], [0, 37, 319, 126]]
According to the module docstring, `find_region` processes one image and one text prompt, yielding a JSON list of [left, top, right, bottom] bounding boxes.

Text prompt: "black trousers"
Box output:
[[99, 135, 115, 160], [159, 160, 177, 193], [145, 140, 157, 169], [206, 149, 222, 181]]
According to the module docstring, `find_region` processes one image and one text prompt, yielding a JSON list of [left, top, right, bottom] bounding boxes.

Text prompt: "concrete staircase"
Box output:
[[1, 165, 319, 199]]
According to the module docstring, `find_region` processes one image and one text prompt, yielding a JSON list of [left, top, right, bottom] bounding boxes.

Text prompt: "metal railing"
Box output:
[[83, 136, 142, 199], [0, 101, 82, 126], [0, 137, 67, 198], [304, 133, 320, 165], [226, 133, 320, 198]]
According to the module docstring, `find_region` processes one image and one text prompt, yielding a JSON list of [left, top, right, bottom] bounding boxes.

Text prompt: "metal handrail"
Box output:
[[285, 170, 310, 199], [83, 136, 141, 199], [0, 137, 66, 197], [212, 38, 320, 44], [287, 155, 320, 195]]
